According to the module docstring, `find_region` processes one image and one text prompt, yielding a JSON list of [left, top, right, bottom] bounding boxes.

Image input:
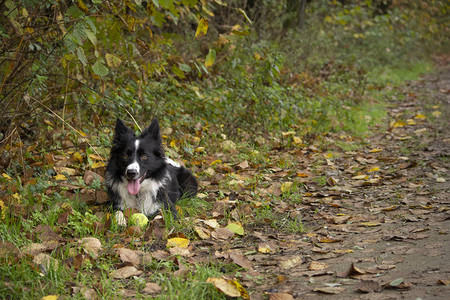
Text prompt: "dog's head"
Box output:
[[111, 118, 165, 195]]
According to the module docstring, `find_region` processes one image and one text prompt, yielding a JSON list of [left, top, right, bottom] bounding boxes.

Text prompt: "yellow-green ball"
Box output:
[[129, 213, 148, 229]]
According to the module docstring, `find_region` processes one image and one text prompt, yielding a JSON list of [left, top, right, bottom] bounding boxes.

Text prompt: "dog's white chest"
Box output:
[[116, 178, 163, 216]]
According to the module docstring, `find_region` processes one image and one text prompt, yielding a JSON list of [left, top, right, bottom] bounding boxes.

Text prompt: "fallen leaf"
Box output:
[[358, 222, 381, 227], [33, 253, 59, 272], [167, 237, 190, 248], [229, 252, 252, 270], [437, 279, 450, 285], [142, 282, 162, 294], [226, 222, 244, 236], [352, 174, 368, 180], [22, 243, 47, 256], [314, 286, 345, 294], [414, 113, 426, 120], [369, 148, 383, 153], [54, 174, 67, 181], [355, 280, 382, 293], [281, 182, 293, 193], [117, 247, 140, 266], [211, 227, 234, 240], [269, 293, 294, 300], [79, 237, 102, 259], [110, 266, 142, 279], [169, 246, 191, 257], [236, 160, 249, 170], [279, 256, 302, 269], [40, 296, 58, 300], [207, 277, 249, 299], [203, 219, 220, 229], [389, 278, 404, 287], [309, 261, 328, 271], [339, 263, 366, 278], [258, 241, 278, 253], [194, 226, 211, 239]]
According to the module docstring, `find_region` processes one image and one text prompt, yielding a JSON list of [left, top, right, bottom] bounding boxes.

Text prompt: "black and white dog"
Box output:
[[105, 118, 197, 225]]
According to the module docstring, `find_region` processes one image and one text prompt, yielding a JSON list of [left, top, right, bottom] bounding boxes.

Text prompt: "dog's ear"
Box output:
[[141, 118, 161, 143], [113, 118, 133, 142]]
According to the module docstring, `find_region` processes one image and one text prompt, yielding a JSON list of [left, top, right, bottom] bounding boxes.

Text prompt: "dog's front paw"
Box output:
[[115, 211, 127, 226]]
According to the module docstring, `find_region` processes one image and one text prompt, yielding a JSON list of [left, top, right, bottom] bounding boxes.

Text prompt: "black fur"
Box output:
[[105, 118, 198, 218]]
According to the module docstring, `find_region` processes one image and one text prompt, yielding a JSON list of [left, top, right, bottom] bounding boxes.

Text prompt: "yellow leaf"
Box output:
[[391, 121, 406, 128], [318, 237, 342, 243], [368, 167, 380, 172], [40, 296, 59, 300], [209, 159, 222, 165], [205, 48, 216, 68], [333, 249, 354, 254], [54, 174, 67, 181], [297, 172, 309, 178], [12, 193, 21, 202], [226, 222, 244, 236], [282, 131, 296, 137], [281, 182, 293, 193], [195, 18, 208, 39], [167, 237, 189, 249], [414, 114, 426, 120], [88, 154, 103, 160], [207, 277, 249, 299], [406, 119, 416, 125], [359, 222, 381, 227], [91, 161, 105, 169], [105, 53, 122, 68], [432, 111, 441, 117], [258, 245, 273, 253], [194, 226, 210, 239], [369, 148, 383, 153], [2, 173, 12, 180], [293, 136, 302, 144], [72, 152, 83, 163]]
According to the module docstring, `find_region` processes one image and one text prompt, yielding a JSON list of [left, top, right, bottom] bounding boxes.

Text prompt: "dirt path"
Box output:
[[239, 65, 450, 299]]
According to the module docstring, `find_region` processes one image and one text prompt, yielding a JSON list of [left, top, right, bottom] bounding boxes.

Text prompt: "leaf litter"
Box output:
[[0, 67, 449, 299]]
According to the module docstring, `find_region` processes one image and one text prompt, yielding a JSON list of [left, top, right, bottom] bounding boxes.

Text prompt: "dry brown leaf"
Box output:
[[22, 243, 47, 256], [194, 225, 211, 239], [269, 293, 294, 300], [355, 280, 382, 293], [79, 237, 102, 259], [33, 253, 59, 272], [110, 266, 142, 279], [117, 247, 141, 266], [314, 286, 345, 294], [142, 282, 162, 294], [211, 227, 234, 240], [229, 252, 253, 270], [203, 219, 220, 229], [309, 261, 329, 271], [279, 256, 302, 269], [169, 247, 191, 257]]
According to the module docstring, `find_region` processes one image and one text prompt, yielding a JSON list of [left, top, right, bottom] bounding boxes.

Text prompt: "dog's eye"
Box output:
[[140, 155, 148, 161], [122, 154, 128, 160]]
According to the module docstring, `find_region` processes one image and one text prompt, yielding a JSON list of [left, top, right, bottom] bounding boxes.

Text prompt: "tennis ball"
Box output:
[[129, 213, 148, 229]]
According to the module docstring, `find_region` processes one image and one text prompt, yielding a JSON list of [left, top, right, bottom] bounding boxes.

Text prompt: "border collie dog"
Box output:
[[105, 118, 197, 224]]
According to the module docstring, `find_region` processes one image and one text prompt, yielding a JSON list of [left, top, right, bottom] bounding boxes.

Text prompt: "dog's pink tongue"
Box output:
[[127, 179, 141, 195]]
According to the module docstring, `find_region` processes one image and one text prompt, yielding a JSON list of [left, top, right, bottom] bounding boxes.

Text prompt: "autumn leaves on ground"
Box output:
[[1, 64, 449, 299]]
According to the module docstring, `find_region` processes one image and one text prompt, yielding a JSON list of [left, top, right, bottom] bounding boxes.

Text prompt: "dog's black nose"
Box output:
[[126, 169, 138, 179]]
